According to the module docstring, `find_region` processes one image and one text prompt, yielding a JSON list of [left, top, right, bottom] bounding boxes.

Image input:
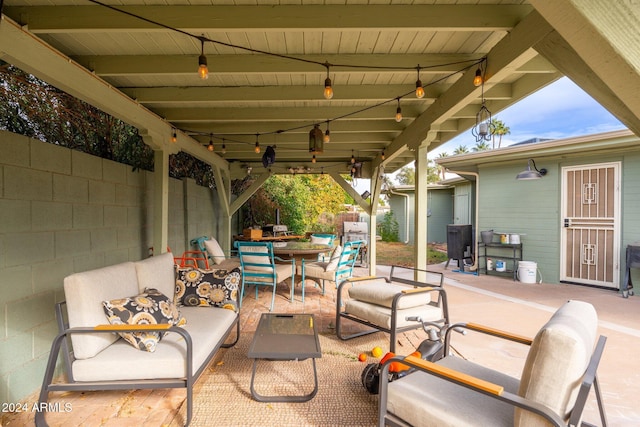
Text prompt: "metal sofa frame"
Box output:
[[35, 300, 240, 427]]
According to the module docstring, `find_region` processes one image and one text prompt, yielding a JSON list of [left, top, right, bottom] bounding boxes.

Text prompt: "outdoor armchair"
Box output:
[[235, 241, 295, 311], [296, 240, 365, 302], [336, 266, 448, 353], [378, 300, 608, 427]]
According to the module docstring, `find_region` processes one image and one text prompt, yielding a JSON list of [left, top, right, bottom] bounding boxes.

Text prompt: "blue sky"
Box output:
[[356, 77, 626, 191], [432, 76, 626, 157]]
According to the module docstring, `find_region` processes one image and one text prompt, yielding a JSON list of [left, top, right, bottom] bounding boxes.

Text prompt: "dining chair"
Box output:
[[297, 240, 365, 302], [234, 241, 295, 311]]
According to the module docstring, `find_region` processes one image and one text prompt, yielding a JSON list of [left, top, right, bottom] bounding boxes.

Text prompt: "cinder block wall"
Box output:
[[0, 130, 219, 403]]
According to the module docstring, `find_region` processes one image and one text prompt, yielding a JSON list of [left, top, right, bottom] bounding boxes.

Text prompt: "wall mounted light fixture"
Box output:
[[516, 159, 547, 180]]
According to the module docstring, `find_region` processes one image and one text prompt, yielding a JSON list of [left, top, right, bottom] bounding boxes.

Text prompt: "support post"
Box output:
[[414, 145, 429, 280]]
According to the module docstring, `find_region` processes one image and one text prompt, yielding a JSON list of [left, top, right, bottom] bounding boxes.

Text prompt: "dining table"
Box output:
[[272, 241, 333, 297], [271, 241, 333, 262]]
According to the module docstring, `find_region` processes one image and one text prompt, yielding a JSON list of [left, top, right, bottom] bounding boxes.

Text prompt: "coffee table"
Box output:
[[247, 313, 322, 402]]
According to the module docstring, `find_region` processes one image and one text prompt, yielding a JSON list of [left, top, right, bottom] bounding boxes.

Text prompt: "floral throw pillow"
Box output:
[[175, 267, 241, 312], [102, 288, 186, 352]]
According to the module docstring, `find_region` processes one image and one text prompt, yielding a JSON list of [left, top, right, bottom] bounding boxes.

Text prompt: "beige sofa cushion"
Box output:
[[515, 300, 598, 426], [135, 252, 175, 297], [71, 306, 237, 381], [64, 262, 140, 359]]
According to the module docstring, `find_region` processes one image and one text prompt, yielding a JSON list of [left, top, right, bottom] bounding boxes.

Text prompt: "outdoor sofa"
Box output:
[[36, 252, 240, 426]]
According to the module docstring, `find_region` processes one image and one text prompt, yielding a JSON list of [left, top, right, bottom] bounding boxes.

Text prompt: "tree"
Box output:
[[453, 145, 469, 155], [472, 141, 491, 151], [491, 118, 511, 148], [0, 63, 222, 187], [245, 174, 346, 234], [378, 211, 400, 242], [396, 166, 415, 185]]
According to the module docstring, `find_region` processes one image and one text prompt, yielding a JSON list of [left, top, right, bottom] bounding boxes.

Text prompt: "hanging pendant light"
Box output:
[[415, 66, 425, 99], [395, 98, 403, 122], [471, 101, 493, 142], [171, 129, 177, 143], [473, 67, 483, 87], [198, 39, 209, 80], [323, 121, 331, 143], [323, 63, 333, 99], [309, 124, 324, 154], [207, 134, 214, 152], [254, 134, 261, 154]]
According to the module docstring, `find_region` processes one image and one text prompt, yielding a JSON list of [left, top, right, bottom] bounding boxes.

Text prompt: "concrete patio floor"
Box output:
[[2, 262, 638, 426]]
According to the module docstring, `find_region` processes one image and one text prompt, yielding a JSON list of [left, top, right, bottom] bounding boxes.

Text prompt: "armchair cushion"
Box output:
[[310, 235, 333, 245], [204, 238, 226, 265], [387, 356, 520, 427], [102, 288, 186, 352], [175, 267, 241, 312], [325, 245, 343, 271], [348, 281, 432, 309], [345, 298, 443, 330], [515, 300, 598, 425], [241, 245, 272, 272]]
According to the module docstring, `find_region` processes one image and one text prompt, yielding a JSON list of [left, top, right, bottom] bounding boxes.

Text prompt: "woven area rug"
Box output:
[[184, 332, 386, 426]]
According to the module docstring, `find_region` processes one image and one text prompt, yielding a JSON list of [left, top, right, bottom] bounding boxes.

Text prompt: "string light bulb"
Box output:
[[323, 64, 333, 99], [351, 150, 356, 164], [473, 67, 483, 87], [381, 149, 385, 160], [171, 129, 177, 143], [207, 134, 214, 152], [221, 139, 226, 155], [395, 98, 403, 122], [312, 154, 317, 163], [198, 39, 209, 80], [254, 135, 261, 154], [323, 122, 331, 143], [415, 66, 425, 99]]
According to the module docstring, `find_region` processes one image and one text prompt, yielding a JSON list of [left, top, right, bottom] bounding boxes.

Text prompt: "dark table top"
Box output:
[[248, 313, 321, 360]]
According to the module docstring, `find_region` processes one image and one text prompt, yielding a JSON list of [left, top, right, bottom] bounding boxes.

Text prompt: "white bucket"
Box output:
[[517, 261, 537, 284]]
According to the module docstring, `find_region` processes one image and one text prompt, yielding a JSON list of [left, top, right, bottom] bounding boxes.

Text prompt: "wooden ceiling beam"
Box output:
[[8, 5, 533, 32], [76, 53, 483, 76]]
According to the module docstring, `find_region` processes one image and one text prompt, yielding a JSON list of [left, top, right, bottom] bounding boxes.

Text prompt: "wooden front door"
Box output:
[[561, 162, 620, 289]]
